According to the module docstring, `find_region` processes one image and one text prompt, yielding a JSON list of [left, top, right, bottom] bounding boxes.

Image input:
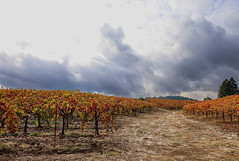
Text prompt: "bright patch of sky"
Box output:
[[0, 0, 239, 100]]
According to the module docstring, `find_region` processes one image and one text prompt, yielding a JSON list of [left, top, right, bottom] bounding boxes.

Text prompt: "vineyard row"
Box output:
[[0, 89, 196, 136], [183, 94, 239, 122]]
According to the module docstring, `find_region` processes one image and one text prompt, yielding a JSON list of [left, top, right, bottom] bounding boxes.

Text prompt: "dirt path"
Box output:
[[2, 109, 239, 160], [113, 109, 239, 161]]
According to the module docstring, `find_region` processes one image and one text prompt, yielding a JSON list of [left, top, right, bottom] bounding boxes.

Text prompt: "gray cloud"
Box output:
[[75, 24, 154, 97], [0, 53, 76, 90], [151, 17, 239, 98], [1, 18, 239, 100], [0, 24, 154, 97]]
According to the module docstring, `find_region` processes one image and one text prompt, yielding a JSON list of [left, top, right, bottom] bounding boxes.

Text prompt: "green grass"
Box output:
[[106, 151, 119, 157], [65, 132, 79, 137], [62, 146, 79, 153], [29, 132, 39, 136], [12, 132, 22, 136], [61, 143, 88, 153], [0, 144, 10, 152]]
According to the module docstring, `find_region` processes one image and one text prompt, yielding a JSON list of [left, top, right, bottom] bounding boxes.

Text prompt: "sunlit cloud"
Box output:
[[0, 0, 239, 100]]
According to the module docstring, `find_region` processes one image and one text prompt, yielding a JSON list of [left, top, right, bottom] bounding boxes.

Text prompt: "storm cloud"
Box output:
[[0, 25, 154, 97], [151, 16, 239, 99], [0, 53, 76, 89], [75, 24, 154, 97], [1, 1, 239, 100]]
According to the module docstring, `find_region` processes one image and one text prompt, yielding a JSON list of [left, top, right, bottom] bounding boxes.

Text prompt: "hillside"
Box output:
[[150, 95, 196, 100]]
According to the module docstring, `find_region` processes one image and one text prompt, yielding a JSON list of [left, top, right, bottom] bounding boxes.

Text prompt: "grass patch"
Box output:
[[82, 132, 94, 137], [61, 143, 89, 153], [106, 151, 119, 157], [12, 132, 22, 136], [29, 132, 39, 136], [76, 143, 87, 147], [62, 145, 79, 153], [0, 144, 10, 152]]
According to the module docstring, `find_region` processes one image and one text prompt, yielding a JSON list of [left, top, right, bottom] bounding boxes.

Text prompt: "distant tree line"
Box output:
[[138, 95, 196, 101], [156, 95, 196, 100], [203, 97, 212, 101]]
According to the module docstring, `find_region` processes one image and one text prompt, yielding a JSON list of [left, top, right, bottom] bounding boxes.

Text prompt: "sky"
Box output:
[[0, 0, 239, 100]]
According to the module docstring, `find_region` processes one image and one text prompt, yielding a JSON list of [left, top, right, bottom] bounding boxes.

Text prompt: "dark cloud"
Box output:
[[75, 24, 154, 97], [0, 53, 76, 90], [1, 20, 239, 100], [0, 24, 154, 97], [152, 17, 239, 98]]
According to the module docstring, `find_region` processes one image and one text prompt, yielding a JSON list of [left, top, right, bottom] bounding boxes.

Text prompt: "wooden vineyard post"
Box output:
[[216, 112, 219, 120], [94, 108, 99, 136], [237, 115, 239, 127], [61, 115, 65, 135], [24, 115, 28, 134], [238, 115, 239, 136], [222, 111, 225, 122], [54, 105, 57, 148]]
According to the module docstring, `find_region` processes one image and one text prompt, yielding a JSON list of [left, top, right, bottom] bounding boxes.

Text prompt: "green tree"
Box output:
[[203, 97, 212, 101], [218, 79, 229, 98], [218, 77, 239, 98], [228, 77, 239, 95]]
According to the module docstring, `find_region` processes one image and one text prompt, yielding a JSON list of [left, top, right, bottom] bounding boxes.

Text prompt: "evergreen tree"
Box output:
[[218, 79, 229, 98], [228, 77, 239, 95], [218, 77, 239, 98]]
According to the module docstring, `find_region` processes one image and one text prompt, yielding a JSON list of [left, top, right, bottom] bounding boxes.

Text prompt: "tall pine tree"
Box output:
[[218, 77, 239, 98], [228, 77, 239, 95]]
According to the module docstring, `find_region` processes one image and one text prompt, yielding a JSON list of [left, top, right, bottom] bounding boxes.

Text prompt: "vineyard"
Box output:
[[147, 98, 197, 110], [183, 94, 239, 124], [0, 89, 196, 137], [1, 89, 239, 160]]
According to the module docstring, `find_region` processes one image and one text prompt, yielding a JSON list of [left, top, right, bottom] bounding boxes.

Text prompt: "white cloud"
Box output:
[[0, 0, 239, 100], [207, 0, 239, 34]]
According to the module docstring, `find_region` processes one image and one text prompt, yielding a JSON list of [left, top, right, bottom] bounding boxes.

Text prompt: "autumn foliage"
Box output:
[[183, 94, 239, 122], [148, 98, 198, 110], [0, 89, 151, 135], [0, 89, 196, 135]]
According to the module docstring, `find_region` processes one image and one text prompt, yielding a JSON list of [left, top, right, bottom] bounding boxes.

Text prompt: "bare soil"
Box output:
[[1, 109, 239, 161]]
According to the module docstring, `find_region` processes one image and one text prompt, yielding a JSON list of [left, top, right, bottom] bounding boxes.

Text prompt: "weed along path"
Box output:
[[1, 109, 239, 161]]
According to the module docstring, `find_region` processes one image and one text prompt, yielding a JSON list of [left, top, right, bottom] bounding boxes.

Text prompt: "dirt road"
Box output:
[[2, 109, 239, 160], [103, 109, 239, 161]]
